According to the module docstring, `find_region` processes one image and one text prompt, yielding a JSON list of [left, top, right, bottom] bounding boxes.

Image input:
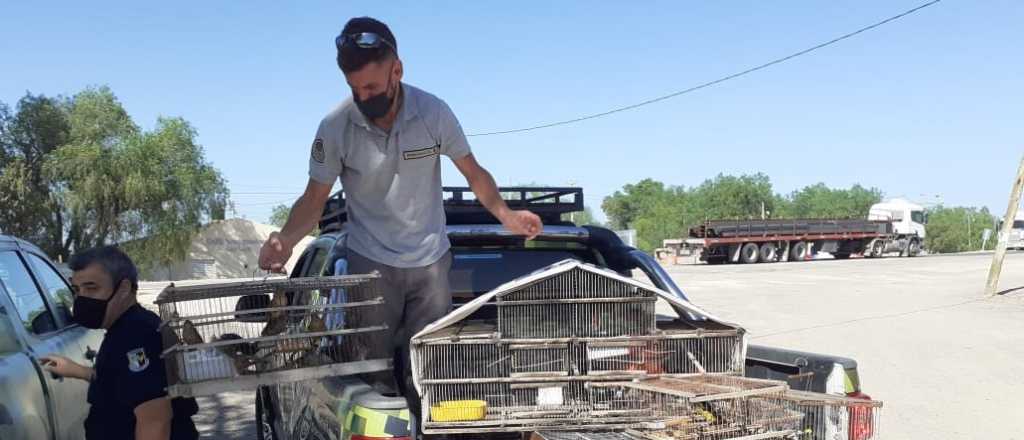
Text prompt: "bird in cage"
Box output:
[[214, 333, 260, 374], [262, 289, 290, 337], [307, 313, 327, 333], [181, 320, 204, 345]]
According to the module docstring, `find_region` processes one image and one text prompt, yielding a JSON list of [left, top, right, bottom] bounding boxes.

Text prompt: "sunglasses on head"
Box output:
[[335, 32, 395, 51]]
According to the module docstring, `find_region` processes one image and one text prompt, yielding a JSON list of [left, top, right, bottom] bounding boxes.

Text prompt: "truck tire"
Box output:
[[789, 241, 807, 261], [256, 387, 280, 440], [740, 243, 760, 264], [869, 239, 884, 258], [758, 243, 777, 263], [908, 239, 921, 257]]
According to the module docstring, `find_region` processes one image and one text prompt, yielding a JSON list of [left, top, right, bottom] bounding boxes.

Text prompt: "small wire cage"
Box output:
[[779, 390, 883, 440], [155, 274, 391, 397], [600, 378, 800, 440]]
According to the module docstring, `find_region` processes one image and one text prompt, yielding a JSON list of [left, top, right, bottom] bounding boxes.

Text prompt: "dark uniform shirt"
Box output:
[[86, 304, 198, 440]]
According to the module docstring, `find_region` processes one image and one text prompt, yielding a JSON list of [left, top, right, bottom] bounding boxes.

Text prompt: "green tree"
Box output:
[[924, 206, 997, 253], [267, 203, 318, 236], [690, 173, 775, 220], [780, 183, 883, 219], [0, 87, 228, 271], [269, 204, 291, 227], [601, 178, 671, 230]]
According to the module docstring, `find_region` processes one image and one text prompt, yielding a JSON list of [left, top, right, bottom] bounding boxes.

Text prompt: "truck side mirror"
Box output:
[[30, 311, 57, 335], [233, 294, 271, 323]]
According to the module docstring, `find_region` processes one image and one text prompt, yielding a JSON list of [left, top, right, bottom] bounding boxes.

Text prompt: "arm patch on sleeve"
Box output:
[[127, 348, 150, 372], [312, 139, 326, 163]]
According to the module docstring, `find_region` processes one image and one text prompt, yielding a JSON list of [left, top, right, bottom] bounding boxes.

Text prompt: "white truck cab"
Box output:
[[998, 211, 1024, 250], [868, 199, 927, 239]]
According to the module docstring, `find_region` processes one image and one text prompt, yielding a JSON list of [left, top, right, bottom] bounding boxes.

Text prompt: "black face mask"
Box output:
[[354, 67, 398, 120], [73, 285, 120, 329]]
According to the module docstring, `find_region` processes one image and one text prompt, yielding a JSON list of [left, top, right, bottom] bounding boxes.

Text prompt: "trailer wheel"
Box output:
[[789, 241, 807, 261], [758, 243, 777, 263], [740, 243, 760, 264], [869, 239, 884, 258], [908, 239, 921, 257]]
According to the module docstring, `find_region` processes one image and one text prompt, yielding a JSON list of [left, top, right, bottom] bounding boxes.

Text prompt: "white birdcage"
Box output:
[[155, 274, 391, 397], [410, 260, 748, 435], [411, 260, 884, 440]]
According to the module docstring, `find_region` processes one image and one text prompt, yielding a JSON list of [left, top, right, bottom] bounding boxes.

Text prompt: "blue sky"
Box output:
[[2, 1, 1021, 224]]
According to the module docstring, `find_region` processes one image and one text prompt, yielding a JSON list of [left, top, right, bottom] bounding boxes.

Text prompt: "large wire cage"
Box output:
[[155, 274, 391, 397], [412, 264, 747, 435]]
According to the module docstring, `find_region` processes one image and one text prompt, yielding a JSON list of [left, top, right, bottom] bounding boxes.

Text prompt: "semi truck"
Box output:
[[998, 211, 1024, 250], [682, 199, 927, 264]]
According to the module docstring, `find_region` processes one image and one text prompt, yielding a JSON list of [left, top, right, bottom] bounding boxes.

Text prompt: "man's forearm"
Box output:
[[279, 193, 322, 246], [135, 421, 171, 440], [466, 167, 510, 219]]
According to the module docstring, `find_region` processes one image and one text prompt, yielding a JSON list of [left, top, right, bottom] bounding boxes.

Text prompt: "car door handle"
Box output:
[[84, 346, 97, 361]]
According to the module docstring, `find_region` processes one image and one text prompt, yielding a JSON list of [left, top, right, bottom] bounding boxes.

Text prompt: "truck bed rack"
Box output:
[[319, 187, 584, 232]]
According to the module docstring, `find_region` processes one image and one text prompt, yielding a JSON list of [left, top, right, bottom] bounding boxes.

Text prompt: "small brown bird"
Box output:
[[214, 333, 258, 374], [307, 313, 327, 334], [262, 291, 289, 337], [181, 320, 204, 345]]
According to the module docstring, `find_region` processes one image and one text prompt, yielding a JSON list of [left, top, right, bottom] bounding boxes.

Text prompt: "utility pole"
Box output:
[[985, 154, 1024, 296]]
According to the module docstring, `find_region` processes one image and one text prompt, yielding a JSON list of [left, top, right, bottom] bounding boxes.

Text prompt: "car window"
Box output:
[[25, 253, 75, 327], [911, 211, 926, 224], [1014, 221, 1024, 229], [303, 248, 329, 278], [449, 248, 595, 298], [0, 297, 20, 353], [0, 252, 57, 335]]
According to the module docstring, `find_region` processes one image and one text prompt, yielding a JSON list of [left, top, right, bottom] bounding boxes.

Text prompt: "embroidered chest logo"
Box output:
[[311, 139, 326, 163], [402, 145, 440, 160], [127, 348, 150, 372]]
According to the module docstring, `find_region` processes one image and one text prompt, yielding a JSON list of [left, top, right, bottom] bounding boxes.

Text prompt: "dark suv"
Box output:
[[255, 188, 869, 440]]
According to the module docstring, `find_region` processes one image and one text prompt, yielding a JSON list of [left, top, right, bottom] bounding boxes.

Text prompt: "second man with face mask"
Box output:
[[41, 246, 198, 440]]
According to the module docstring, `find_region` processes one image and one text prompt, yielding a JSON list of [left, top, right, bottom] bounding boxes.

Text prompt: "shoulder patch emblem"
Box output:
[[127, 348, 150, 373], [312, 139, 326, 163]]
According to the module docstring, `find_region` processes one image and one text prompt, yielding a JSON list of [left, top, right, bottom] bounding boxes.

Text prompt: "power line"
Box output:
[[466, 0, 942, 137]]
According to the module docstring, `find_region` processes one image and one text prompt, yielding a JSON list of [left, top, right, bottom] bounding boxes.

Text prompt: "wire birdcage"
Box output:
[[412, 263, 746, 435], [778, 390, 883, 440], [155, 274, 391, 397]]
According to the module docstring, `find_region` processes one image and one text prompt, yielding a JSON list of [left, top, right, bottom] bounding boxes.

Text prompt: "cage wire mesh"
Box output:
[[155, 274, 391, 397]]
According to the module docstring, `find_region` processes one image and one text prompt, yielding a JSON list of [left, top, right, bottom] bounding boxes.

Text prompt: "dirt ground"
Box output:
[[658, 251, 1024, 440]]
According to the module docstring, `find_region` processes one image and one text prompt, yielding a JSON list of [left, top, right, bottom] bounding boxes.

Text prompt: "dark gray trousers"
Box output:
[[347, 250, 452, 434]]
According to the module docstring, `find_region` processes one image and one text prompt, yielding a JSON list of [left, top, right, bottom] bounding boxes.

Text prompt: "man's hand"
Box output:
[[40, 354, 92, 381], [500, 209, 543, 240], [259, 232, 293, 273]]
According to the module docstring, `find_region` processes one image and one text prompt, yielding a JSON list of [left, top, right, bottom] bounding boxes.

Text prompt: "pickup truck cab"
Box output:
[[256, 188, 871, 440], [0, 235, 105, 440]]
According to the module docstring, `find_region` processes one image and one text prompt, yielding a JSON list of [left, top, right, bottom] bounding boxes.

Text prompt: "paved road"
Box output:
[[659, 252, 1024, 440]]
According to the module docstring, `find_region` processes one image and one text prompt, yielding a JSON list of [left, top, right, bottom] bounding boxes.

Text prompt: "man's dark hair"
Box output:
[[69, 246, 139, 292], [337, 16, 398, 74]]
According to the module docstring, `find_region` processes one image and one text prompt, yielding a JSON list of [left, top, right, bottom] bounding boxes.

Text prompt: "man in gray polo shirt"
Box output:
[[258, 16, 542, 429]]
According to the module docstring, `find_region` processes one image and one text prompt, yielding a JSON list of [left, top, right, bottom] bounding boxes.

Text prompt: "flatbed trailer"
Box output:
[[685, 218, 922, 264]]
